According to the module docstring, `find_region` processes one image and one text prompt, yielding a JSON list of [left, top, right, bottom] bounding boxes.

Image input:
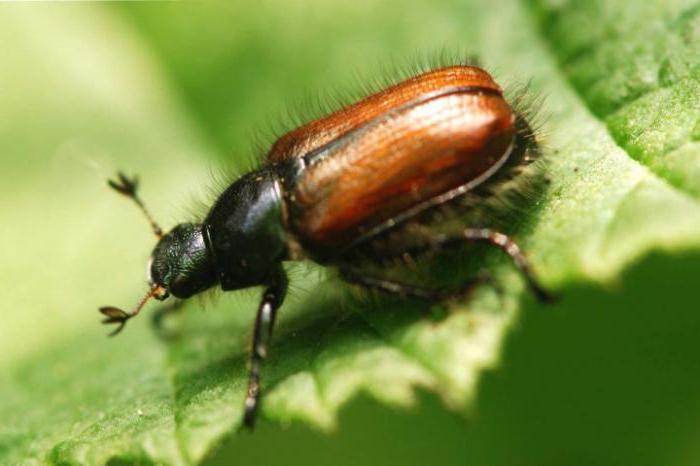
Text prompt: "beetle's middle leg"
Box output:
[[339, 268, 484, 301], [243, 267, 288, 430]]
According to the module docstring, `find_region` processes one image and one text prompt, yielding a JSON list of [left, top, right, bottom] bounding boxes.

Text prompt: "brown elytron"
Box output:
[[268, 66, 503, 162], [271, 66, 516, 254]]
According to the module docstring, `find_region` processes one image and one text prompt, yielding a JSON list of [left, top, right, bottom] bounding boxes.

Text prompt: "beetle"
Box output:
[[99, 63, 551, 429]]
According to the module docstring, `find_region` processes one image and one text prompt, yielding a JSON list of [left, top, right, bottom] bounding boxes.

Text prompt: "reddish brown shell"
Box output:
[[278, 66, 516, 254], [267, 66, 502, 162]]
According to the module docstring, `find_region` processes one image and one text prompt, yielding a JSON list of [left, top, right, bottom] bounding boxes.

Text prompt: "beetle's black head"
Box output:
[[149, 223, 217, 299]]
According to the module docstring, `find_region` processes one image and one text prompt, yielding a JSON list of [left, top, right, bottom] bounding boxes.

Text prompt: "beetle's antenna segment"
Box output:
[[99, 285, 163, 337], [108, 172, 164, 239]]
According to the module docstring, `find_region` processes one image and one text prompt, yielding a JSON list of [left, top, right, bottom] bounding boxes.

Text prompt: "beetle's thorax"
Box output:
[[203, 167, 290, 290]]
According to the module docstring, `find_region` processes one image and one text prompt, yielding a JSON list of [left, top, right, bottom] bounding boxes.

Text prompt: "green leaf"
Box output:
[[0, 0, 698, 465]]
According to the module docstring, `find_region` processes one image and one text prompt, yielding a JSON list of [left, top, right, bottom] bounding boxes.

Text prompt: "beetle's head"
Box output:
[[149, 223, 216, 299], [99, 173, 218, 336]]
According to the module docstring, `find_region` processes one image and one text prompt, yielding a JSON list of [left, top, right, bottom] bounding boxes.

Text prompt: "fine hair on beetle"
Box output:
[[185, 52, 549, 300], [367, 79, 549, 290], [252, 52, 550, 290], [100, 51, 552, 429]]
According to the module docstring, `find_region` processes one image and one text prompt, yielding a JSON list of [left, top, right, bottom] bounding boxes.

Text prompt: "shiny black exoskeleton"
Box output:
[[149, 166, 292, 300], [102, 164, 303, 428]]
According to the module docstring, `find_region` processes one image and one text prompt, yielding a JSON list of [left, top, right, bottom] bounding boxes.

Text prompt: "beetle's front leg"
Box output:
[[243, 267, 288, 429]]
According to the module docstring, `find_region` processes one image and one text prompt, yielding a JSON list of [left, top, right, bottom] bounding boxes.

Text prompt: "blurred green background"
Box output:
[[1, 1, 699, 465]]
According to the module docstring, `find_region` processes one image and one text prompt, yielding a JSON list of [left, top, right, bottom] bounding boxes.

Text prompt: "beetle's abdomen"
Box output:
[[284, 66, 516, 257]]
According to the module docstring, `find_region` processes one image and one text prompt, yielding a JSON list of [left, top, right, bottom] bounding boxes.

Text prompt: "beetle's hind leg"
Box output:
[[347, 227, 552, 303], [243, 267, 288, 430], [408, 227, 552, 303], [459, 228, 551, 302]]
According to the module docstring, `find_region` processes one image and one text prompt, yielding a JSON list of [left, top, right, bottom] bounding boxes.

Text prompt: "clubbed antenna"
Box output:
[[108, 172, 163, 239], [99, 285, 164, 337]]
